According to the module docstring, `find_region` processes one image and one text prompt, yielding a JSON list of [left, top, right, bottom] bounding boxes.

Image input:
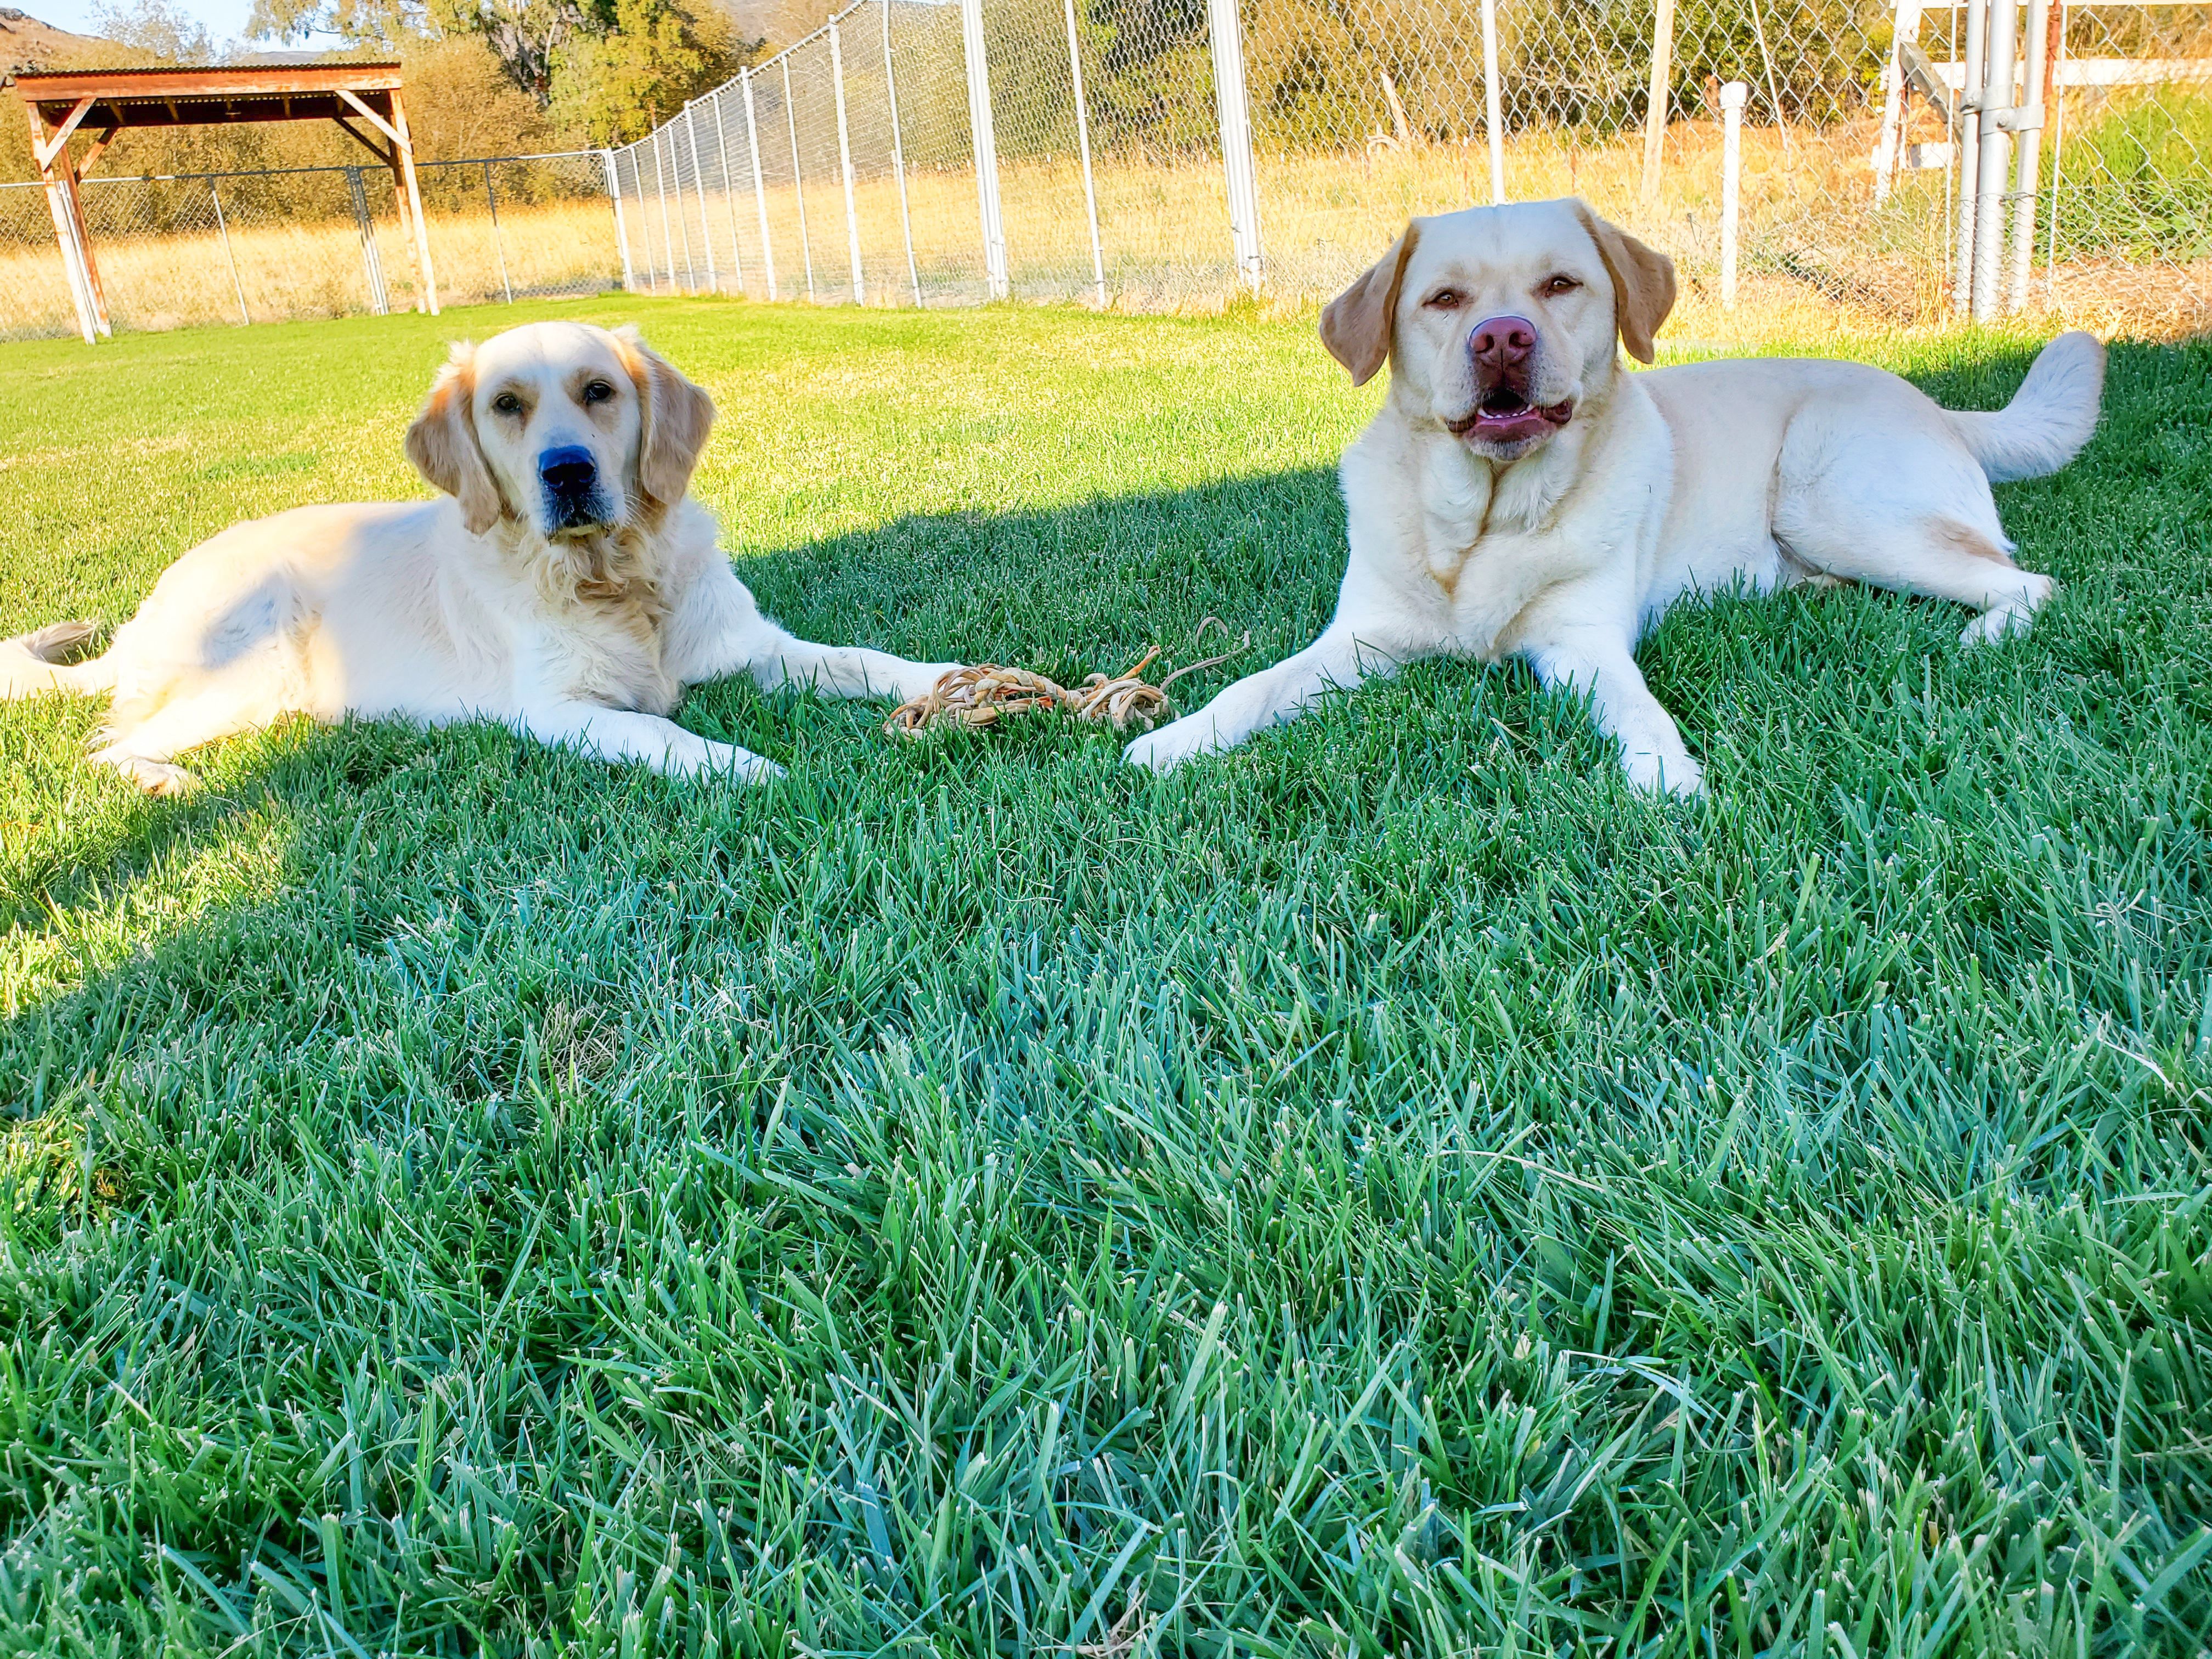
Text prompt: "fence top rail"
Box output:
[[3, 149, 608, 190]]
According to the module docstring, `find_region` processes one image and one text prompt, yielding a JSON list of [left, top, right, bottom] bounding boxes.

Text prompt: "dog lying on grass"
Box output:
[[2, 320, 956, 794], [1125, 198, 2106, 793]]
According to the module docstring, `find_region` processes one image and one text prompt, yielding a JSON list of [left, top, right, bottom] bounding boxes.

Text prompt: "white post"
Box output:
[[1719, 80, 1746, 308], [1640, 0, 1677, 206], [1970, 0, 2016, 320], [654, 128, 679, 294], [1063, 0, 1107, 306], [1874, 0, 1923, 203], [743, 70, 778, 301], [709, 89, 746, 294], [883, 0, 922, 303], [1206, 0, 1263, 291], [210, 180, 250, 324], [783, 57, 816, 300], [830, 20, 867, 303], [2044, 0, 2066, 303], [686, 102, 718, 292], [1953, 0, 1986, 314], [40, 171, 98, 344], [1480, 0, 1505, 202], [603, 149, 634, 292], [2006, 0, 2049, 311], [959, 0, 1008, 298]]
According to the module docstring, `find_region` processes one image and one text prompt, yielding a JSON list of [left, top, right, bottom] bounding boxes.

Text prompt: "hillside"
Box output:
[[0, 7, 110, 75]]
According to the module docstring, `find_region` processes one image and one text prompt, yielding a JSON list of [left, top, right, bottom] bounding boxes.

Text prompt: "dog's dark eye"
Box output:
[[1424, 288, 1465, 311], [582, 380, 615, 405], [1543, 274, 1582, 296], [492, 391, 524, 416]]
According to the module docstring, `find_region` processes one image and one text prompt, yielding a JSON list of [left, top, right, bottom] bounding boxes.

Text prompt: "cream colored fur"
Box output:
[[2, 321, 957, 793], [1126, 198, 2106, 794]]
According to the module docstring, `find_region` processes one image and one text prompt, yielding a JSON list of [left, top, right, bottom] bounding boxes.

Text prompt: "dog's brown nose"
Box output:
[[1470, 315, 1537, 387]]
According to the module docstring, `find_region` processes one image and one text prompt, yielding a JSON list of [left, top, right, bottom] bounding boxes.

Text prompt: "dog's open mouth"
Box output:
[[1448, 391, 1576, 446]]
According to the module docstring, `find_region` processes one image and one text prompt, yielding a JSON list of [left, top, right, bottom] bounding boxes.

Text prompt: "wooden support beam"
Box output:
[[332, 114, 394, 166], [32, 94, 97, 170]]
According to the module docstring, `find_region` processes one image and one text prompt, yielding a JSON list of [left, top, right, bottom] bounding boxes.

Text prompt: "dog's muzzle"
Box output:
[[538, 444, 608, 531], [1449, 314, 1573, 449]]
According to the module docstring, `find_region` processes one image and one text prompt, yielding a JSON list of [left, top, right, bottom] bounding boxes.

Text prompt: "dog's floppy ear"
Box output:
[[1320, 223, 1421, 387], [405, 342, 504, 535], [613, 324, 715, 508], [1571, 201, 1676, 364]]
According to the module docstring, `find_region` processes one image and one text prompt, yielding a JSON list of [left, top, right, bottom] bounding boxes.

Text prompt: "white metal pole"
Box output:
[[959, 0, 1008, 298], [1640, 0, 1677, 206], [1719, 81, 1746, 308], [830, 19, 867, 303], [784, 57, 816, 300], [1064, 0, 1107, 305], [1480, 0, 1505, 202], [1206, 0, 1263, 291], [669, 124, 699, 290], [210, 180, 250, 324], [710, 89, 746, 294], [1953, 0, 1987, 314], [743, 70, 778, 301], [686, 102, 718, 292], [654, 128, 679, 294], [1970, 0, 2016, 319], [2044, 1, 2066, 303], [883, 0, 922, 303], [603, 149, 634, 293], [2007, 0, 2049, 311], [484, 160, 514, 303], [1874, 0, 1922, 202]]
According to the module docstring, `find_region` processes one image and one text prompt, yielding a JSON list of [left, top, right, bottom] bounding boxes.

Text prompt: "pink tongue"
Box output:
[[1473, 408, 1554, 442]]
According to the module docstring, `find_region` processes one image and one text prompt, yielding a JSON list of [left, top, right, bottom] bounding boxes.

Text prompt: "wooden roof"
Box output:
[[14, 62, 403, 130]]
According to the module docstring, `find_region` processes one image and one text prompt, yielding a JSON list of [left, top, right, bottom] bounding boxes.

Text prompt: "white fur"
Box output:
[[1126, 199, 2104, 794], [2, 321, 957, 794]]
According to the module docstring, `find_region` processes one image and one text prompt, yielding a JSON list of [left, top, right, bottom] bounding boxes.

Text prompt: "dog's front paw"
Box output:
[[702, 741, 785, 784], [92, 748, 201, 797], [896, 661, 964, 701], [1622, 747, 1705, 797], [1124, 715, 1225, 773]]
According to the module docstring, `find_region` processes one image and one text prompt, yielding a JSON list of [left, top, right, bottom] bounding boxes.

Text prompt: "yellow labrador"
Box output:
[[1126, 198, 2104, 793], [2, 320, 956, 794]]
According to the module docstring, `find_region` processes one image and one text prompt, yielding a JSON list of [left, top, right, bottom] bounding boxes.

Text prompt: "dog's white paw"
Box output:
[[897, 662, 964, 700], [1124, 716, 1223, 773], [1622, 747, 1705, 797], [94, 749, 201, 796], [698, 742, 785, 784]]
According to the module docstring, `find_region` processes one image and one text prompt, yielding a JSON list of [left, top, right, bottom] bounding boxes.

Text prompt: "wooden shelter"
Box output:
[[15, 61, 438, 342]]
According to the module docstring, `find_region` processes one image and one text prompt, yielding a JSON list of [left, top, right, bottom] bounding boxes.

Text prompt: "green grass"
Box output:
[[1, 295, 2208, 1657]]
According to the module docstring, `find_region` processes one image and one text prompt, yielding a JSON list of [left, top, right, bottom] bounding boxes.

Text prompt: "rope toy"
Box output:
[[885, 624, 1250, 740]]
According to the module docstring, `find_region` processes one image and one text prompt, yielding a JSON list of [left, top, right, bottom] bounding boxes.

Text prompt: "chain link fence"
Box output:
[[5, 0, 2204, 340], [1, 151, 622, 341], [607, 0, 2208, 336]]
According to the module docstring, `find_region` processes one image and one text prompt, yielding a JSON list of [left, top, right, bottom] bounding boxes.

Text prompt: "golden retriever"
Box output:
[[2, 320, 956, 793], [1125, 198, 2105, 793]]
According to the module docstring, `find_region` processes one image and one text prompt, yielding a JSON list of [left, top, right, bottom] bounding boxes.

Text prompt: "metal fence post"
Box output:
[[685, 101, 718, 292], [1640, 0, 1676, 206], [209, 180, 249, 324], [653, 128, 679, 292], [1063, 0, 1106, 306], [1952, 0, 1987, 314], [668, 124, 699, 290], [709, 89, 746, 294], [1970, 0, 2016, 320], [1480, 0, 1505, 204], [1206, 0, 1263, 292], [883, 0, 922, 303], [742, 70, 778, 300], [959, 0, 1008, 299], [604, 149, 634, 292], [784, 57, 816, 301], [830, 19, 866, 303], [1719, 81, 1746, 308], [348, 164, 390, 313], [484, 160, 514, 303], [2007, 0, 2051, 312]]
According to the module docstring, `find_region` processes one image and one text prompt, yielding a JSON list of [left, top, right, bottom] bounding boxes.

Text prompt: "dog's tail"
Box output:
[[1946, 330, 2106, 483], [1, 620, 117, 699]]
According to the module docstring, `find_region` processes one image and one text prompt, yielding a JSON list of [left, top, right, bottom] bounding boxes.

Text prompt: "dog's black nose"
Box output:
[[538, 445, 597, 495], [1470, 316, 1537, 389]]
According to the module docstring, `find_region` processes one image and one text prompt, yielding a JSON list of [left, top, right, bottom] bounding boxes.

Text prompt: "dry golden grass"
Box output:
[[5, 113, 2203, 342]]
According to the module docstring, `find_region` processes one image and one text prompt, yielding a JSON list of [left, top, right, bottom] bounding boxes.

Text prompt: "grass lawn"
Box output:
[[1, 295, 2208, 1657]]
